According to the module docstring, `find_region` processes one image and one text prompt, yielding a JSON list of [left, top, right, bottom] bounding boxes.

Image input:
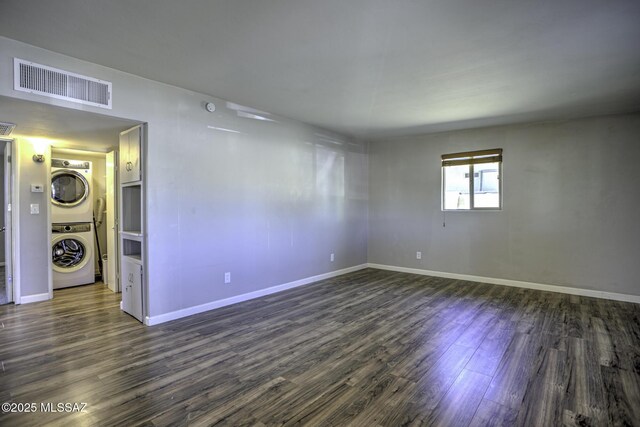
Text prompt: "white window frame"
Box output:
[[441, 148, 503, 211]]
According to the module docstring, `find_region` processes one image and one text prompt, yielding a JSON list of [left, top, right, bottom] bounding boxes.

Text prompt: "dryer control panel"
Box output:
[[51, 158, 91, 170]]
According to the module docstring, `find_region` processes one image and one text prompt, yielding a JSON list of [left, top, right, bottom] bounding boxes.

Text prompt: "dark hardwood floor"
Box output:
[[1, 268, 639, 426]]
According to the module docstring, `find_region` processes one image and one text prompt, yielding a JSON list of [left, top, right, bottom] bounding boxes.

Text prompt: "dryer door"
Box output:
[[52, 236, 90, 273], [51, 170, 90, 208]]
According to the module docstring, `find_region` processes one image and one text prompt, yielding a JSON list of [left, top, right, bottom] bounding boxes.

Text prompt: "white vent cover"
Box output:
[[14, 58, 112, 109], [0, 122, 16, 136]]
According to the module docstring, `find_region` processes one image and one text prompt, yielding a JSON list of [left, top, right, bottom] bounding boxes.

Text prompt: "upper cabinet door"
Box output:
[[120, 125, 142, 183]]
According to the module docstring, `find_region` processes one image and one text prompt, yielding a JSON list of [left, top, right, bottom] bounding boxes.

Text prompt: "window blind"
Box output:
[[441, 148, 502, 167]]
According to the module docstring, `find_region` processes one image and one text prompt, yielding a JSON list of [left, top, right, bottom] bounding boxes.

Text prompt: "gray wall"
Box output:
[[14, 140, 50, 296], [0, 145, 4, 264], [0, 37, 368, 314], [4, 34, 638, 313], [369, 114, 640, 296]]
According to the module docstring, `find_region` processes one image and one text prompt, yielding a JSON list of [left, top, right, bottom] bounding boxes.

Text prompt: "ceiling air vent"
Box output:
[[0, 122, 16, 136], [14, 58, 112, 109]]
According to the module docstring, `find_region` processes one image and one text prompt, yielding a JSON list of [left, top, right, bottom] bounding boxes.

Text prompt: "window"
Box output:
[[442, 148, 502, 210]]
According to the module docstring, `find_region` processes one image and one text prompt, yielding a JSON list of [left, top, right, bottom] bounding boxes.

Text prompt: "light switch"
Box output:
[[31, 184, 44, 193], [30, 204, 40, 214]]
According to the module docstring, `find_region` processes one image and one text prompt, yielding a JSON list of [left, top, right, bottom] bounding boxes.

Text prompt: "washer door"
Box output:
[[51, 170, 90, 208], [52, 235, 90, 273]]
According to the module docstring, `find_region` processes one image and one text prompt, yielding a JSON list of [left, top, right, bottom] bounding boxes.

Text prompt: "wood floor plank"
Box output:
[[601, 365, 640, 426], [468, 399, 518, 427], [465, 326, 516, 376], [423, 369, 492, 427], [563, 336, 608, 425], [484, 332, 543, 409], [514, 347, 567, 426], [0, 269, 639, 426]]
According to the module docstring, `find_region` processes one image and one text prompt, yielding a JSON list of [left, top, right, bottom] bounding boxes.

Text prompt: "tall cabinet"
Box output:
[[119, 125, 145, 322]]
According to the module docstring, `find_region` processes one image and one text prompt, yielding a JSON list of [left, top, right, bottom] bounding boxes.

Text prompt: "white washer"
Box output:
[[52, 222, 95, 289], [51, 158, 93, 223]]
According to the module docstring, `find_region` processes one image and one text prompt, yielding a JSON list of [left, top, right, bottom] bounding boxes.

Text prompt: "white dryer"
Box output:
[[52, 222, 95, 289], [51, 158, 93, 223]]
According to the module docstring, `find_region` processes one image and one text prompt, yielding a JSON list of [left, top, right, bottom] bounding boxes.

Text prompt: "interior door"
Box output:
[[106, 150, 118, 292], [3, 140, 12, 303]]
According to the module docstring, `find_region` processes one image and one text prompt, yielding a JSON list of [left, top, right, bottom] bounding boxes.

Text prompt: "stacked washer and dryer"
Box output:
[[51, 159, 96, 289]]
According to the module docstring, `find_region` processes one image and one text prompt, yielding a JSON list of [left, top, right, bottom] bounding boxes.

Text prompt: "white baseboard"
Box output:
[[367, 263, 640, 304], [144, 264, 369, 326], [19, 293, 51, 304]]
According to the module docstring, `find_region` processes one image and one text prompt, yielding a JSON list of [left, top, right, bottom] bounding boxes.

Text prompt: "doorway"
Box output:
[[0, 96, 140, 306], [50, 148, 117, 292]]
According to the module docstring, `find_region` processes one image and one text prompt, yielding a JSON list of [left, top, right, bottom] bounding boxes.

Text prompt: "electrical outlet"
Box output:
[[224, 272, 231, 284], [330, 253, 335, 262], [416, 251, 422, 260], [30, 204, 40, 215]]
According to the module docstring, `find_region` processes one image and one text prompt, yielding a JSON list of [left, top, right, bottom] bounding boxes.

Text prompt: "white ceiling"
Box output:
[[0, 96, 138, 151], [1, 0, 639, 138]]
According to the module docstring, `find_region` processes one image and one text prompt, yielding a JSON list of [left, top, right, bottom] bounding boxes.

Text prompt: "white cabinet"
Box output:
[[119, 124, 145, 323], [119, 125, 142, 184], [121, 258, 143, 321]]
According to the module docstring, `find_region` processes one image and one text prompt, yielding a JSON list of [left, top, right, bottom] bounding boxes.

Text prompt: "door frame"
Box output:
[[1, 137, 16, 303], [47, 147, 119, 297], [106, 149, 119, 292]]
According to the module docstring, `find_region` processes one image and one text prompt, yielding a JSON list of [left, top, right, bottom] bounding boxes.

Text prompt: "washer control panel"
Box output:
[[52, 223, 92, 233]]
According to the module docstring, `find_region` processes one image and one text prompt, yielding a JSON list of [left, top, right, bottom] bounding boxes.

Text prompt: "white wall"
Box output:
[[369, 113, 640, 297], [0, 37, 369, 316]]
